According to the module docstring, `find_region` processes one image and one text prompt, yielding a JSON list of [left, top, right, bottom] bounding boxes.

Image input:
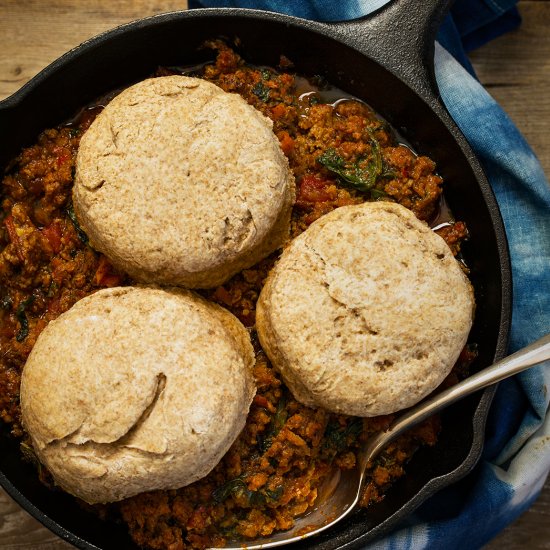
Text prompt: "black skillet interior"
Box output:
[[0, 4, 511, 550]]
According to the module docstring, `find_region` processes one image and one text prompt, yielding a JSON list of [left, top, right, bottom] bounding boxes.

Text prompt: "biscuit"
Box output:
[[73, 76, 295, 288], [256, 202, 474, 416], [20, 286, 255, 503]]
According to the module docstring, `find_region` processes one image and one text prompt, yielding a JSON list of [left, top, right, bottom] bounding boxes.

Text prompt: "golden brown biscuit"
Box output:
[[20, 286, 255, 504], [73, 76, 295, 288], [256, 202, 474, 416]]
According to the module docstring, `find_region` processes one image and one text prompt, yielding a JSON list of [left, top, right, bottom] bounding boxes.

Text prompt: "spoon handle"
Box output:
[[362, 333, 550, 463]]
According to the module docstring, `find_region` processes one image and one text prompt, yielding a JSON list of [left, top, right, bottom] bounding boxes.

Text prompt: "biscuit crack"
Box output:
[[117, 372, 167, 447], [46, 373, 167, 454], [306, 242, 358, 313], [221, 209, 255, 249], [306, 242, 379, 339], [109, 120, 120, 149]]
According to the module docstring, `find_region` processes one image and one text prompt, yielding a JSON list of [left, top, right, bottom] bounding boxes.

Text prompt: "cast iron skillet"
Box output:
[[0, 0, 511, 548]]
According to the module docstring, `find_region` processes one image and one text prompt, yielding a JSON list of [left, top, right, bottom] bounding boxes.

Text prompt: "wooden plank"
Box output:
[[0, 0, 187, 100], [470, 1, 550, 177], [0, 490, 71, 549]]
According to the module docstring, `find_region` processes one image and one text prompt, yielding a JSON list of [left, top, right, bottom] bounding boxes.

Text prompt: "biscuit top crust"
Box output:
[[20, 286, 255, 503], [256, 201, 475, 417], [73, 76, 294, 288]]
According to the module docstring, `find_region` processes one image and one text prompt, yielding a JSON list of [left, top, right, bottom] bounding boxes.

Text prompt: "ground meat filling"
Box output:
[[0, 125, 126, 435], [0, 42, 473, 550]]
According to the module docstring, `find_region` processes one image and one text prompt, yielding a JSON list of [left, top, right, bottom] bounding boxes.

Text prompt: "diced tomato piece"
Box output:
[[212, 286, 234, 306], [46, 297, 62, 317], [252, 395, 270, 409], [0, 316, 16, 340], [271, 103, 287, 121], [187, 506, 209, 531], [53, 146, 70, 167], [277, 130, 294, 156], [4, 215, 17, 242], [238, 309, 255, 328], [42, 221, 62, 254], [434, 221, 468, 255], [296, 174, 335, 207], [4, 215, 24, 261], [93, 255, 122, 287]]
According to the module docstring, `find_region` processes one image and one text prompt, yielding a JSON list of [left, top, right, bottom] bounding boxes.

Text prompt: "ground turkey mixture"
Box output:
[[0, 42, 474, 549]]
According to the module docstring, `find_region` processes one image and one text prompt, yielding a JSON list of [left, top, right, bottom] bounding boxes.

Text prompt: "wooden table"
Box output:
[[0, 1, 548, 548]]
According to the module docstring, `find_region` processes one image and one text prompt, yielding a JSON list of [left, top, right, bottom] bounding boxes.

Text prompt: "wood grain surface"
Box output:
[[470, 0, 550, 177], [0, 1, 548, 549]]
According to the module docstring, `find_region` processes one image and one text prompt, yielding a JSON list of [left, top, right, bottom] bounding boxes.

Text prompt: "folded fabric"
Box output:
[[448, 0, 522, 52], [189, 1, 550, 548]]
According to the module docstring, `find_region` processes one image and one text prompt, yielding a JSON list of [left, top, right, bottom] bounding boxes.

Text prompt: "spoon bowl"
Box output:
[[223, 333, 550, 549]]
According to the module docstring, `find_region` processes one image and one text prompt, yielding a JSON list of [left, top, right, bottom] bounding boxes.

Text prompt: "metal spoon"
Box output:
[[223, 333, 550, 549]]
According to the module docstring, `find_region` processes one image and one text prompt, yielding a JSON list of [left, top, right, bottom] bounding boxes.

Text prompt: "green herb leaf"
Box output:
[[265, 485, 284, 502], [245, 489, 267, 506], [258, 392, 288, 453], [212, 475, 278, 507], [367, 130, 383, 185], [380, 166, 399, 179], [67, 203, 89, 244], [252, 82, 270, 102], [317, 129, 387, 198], [15, 295, 35, 343], [370, 188, 387, 199], [317, 148, 345, 172], [323, 418, 363, 454], [212, 475, 247, 503], [0, 295, 12, 310], [261, 68, 271, 81]]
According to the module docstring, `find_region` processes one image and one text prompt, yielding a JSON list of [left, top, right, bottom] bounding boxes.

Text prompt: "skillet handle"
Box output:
[[326, 0, 454, 110]]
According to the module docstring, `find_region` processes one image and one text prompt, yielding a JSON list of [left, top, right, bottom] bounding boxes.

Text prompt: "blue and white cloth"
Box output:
[[189, 1, 550, 547]]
